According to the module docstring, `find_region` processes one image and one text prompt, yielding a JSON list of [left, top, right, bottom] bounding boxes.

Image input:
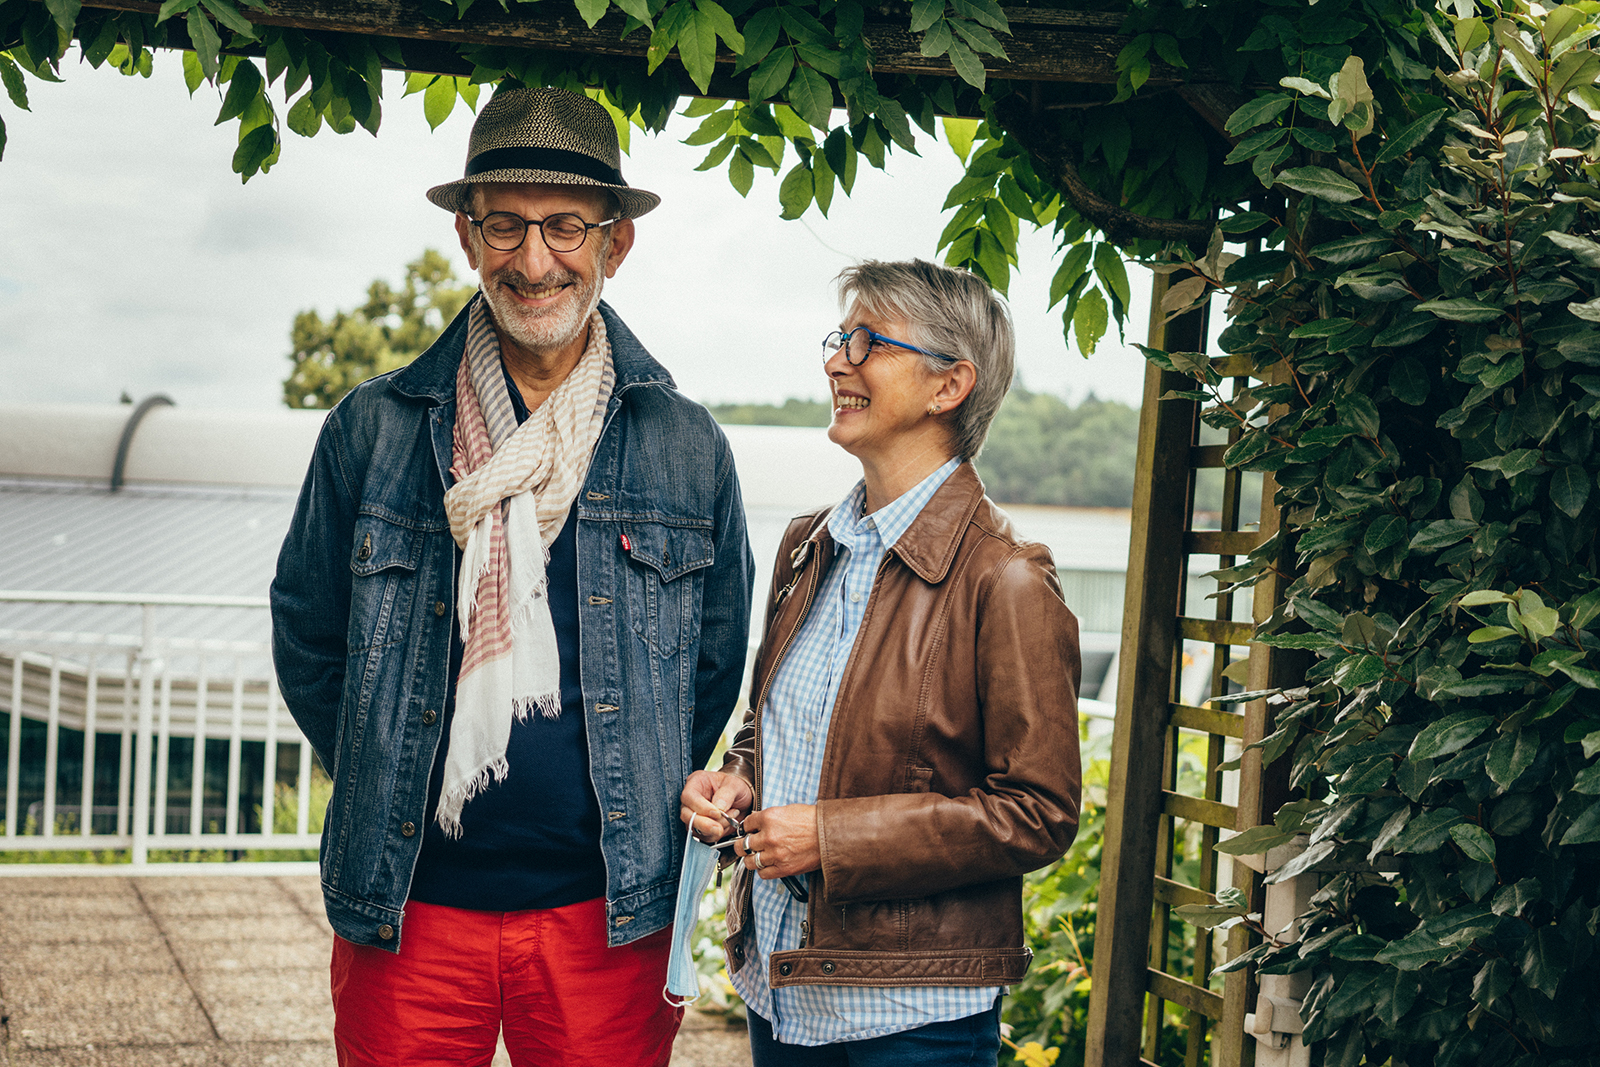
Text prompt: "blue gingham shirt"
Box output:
[[733, 458, 1001, 1045]]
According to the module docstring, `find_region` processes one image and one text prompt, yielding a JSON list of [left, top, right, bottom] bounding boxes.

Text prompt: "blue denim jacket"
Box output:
[[270, 298, 754, 952]]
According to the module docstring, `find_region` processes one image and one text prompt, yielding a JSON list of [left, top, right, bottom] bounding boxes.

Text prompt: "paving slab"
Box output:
[[3, 972, 216, 1050], [186, 972, 333, 1045], [0, 873, 752, 1067]]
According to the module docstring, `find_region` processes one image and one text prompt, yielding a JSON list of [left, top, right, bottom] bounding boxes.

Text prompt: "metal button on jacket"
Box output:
[[378, 924, 395, 940], [421, 709, 437, 726], [401, 822, 416, 837], [820, 961, 837, 975], [434, 600, 447, 617], [777, 962, 793, 977]]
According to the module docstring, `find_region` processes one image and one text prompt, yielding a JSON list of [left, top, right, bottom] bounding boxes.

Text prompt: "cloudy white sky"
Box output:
[[0, 59, 1154, 411]]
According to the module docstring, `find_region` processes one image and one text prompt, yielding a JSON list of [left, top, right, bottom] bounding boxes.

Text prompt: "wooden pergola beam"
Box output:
[[75, 0, 1194, 86]]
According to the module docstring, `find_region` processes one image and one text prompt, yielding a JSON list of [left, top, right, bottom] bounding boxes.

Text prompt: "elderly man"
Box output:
[[270, 85, 754, 1066]]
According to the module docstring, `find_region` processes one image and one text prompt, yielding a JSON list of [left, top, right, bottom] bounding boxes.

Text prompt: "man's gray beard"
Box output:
[[480, 259, 606, 355]]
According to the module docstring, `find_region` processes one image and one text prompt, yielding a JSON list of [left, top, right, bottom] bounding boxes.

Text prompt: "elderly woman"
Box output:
[[680, 259, 1082, 1064]]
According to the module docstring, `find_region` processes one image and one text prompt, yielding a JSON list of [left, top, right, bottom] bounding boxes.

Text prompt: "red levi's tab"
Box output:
[[620, 533, 632, 552]]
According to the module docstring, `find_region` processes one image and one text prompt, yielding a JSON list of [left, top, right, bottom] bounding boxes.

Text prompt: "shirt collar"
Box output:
[[826, 457, 962, 552]]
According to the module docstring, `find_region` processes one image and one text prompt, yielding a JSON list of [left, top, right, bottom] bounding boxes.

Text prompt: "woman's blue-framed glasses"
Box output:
[[822, 327, 955, 366]]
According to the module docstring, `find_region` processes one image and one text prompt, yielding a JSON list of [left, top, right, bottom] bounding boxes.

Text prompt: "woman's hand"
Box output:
[[680, 769, 754, 844], [739, 804, 820, 880]]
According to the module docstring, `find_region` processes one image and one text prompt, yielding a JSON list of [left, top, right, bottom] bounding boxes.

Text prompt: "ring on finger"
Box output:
[[753, 851, 765, 870], [742, 833, 754, 854]]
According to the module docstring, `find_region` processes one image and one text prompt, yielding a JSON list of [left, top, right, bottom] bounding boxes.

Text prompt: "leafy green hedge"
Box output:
[[1149, 5, 1600, 1064]]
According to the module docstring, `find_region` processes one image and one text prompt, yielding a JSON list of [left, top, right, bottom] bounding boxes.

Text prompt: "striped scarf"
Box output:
[[437, 297, 614, 838]]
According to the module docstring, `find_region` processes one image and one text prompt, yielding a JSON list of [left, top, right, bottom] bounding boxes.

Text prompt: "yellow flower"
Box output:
[[1013, 1041, 1061, 1067]]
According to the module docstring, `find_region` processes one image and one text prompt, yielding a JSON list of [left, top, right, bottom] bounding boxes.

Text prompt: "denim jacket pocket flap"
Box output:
[[350, 514, 424, 577], [621, 522, 714, 582]]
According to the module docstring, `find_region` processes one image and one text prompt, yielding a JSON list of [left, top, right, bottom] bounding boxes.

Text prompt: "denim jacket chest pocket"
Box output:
[[348, 512, 428, 654], [621, 520, 714, 656]]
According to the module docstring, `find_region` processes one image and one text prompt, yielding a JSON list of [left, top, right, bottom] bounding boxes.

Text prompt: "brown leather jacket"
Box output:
[[720, 462, 1082, 990]]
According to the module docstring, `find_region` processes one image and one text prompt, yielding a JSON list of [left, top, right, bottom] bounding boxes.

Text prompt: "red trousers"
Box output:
[[330, 897, 683, 1067]]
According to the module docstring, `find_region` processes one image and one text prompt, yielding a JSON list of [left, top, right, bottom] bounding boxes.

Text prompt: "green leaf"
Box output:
[[1415, 298, 1505, 322], [677, 4, 719, 93], [910, 0, 943, 33], [422, 75, 456, 130], [1468, 626, 1517, 643], [1276, 166, 1363, 203], [1364, 514, 1408, 553], [697, 0, 743, 53], [1460, 589, 1510, 607], [942, 116, 978, 162], [1173, 902, 1250, 928], [1410, 519, 1477, 551], [1450, 822, 1496, 863], [157, 0, 200, 23], [1551, 466, 1591, 517], [1048, 243, 1093, 310], [746, 47, 794, 102], [919, 18, 952, 57], [574, 0, 609, 28], [1409, 712, 1493, 760], [1543, 230, 1600, 268], [1556, 662, 1600, 689], [187, 8, 223, 79], [777, 161, 813, 219], [43, 0, 82, 36], [1334, 653, 1386, 688], [1093, 243, 1131, 310], [612, 0, 653, 25], [0, 54, 29, 111], [1487, 729, 1540, 788], [1374, 312, 1439, 347], [180, 49, 205, 94], [1073, 287, 1109, 356], [1471, 449, 1541, 478], [198, 0, 255, 38], [215, 59, 262, 124], [786, 65, 832, 129], [1225, 93, 1293, 134], [727, 145, 754, 196], [286, 91, 322, 137], [945, 34, 985, 90], [231, 121, 275, 178], [1309, 232, 1392, 265], [1374, 110, 1444, 165], [1387, 357, 1429, 405], [1214, 824, 1296, 855], [1518, 925, 1572, 995]]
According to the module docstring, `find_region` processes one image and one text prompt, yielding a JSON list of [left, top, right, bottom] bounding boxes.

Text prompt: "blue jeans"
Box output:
[[746, 1000, 1002, 1067]]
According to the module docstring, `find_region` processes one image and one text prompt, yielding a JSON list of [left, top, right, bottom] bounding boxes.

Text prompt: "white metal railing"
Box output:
[[0, 590, 322, 873]]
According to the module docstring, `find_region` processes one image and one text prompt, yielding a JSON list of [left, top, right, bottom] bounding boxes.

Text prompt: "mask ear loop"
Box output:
[[663, 824, 721, 1007]]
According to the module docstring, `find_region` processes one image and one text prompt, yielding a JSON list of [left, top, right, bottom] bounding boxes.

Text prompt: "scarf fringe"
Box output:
[[435, 755, 511, 839], [513, 690, 563, 722]]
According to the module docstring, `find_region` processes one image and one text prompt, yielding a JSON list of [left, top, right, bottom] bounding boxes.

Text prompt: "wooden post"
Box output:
[[1085, 273, 1207, 1067]]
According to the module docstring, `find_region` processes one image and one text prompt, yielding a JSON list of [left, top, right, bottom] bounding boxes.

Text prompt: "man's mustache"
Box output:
[[490, 266, 581, 297]]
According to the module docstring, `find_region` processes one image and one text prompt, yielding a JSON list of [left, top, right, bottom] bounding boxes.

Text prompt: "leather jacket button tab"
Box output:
[[777, 962, 793, 977], [733, 944, 745, 961], [377, 924, 395, 940], [421, 709, 437, 726], [401, 822, 416, 837], [434, 601, 447, 617], [820, 961, 837, 975]]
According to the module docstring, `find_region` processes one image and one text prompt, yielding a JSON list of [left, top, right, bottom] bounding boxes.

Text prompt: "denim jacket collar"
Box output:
[[389, 295, 676, 406]]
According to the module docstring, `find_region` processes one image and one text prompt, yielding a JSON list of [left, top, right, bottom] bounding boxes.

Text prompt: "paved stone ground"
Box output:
[[0, 875, 751, 1067]]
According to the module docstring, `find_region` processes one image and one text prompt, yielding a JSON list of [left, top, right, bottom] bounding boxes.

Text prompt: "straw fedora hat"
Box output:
[[426, 86, 660, 219]]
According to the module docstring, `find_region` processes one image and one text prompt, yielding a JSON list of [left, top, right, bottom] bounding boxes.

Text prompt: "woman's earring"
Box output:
[[927, 403, 941, 415]]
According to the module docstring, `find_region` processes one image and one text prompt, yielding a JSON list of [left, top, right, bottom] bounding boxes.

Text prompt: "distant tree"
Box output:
[[710, 389, 1140, 508], [706, 398, 832, 427], [974, 389, 1138, 508], [283, 250, 476, 409]]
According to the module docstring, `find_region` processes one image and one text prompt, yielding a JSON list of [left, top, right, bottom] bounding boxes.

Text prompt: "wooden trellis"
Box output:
[[1085, 272, 1296, 1067]]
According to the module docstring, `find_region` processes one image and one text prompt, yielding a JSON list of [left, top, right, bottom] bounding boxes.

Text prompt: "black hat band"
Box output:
[[466, 146, 625, 187]]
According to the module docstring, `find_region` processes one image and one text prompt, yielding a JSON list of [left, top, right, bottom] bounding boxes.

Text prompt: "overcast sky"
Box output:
[[0, 59, 1155, 411]]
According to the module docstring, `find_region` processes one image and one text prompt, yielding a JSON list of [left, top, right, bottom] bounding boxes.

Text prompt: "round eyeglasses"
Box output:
[[468, 211, 616, 253], [822, 326, 955, 366]]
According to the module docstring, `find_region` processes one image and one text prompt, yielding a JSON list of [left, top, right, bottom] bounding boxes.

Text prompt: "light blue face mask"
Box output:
[[663, 823, 721, 1005]]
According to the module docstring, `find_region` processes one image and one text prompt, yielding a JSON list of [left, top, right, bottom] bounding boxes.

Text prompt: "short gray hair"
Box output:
[[835, 259, 1015, 460]]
